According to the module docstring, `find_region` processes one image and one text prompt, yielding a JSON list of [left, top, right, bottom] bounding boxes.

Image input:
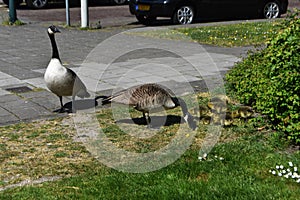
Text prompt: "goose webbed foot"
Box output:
[[59, 107, 66, 113], [54, 107, 66, 113]]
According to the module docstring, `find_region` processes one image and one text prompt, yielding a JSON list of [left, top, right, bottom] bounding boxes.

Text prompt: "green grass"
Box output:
[[129, 20, 283, 47], [177, 21, 282, 47], [1, 19, 26, 26], [1, 131, 299, 199], [0, 93, 299, 199]]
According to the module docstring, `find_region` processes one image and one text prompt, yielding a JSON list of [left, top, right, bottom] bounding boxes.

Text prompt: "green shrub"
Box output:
[[226, 11, 300, 143]]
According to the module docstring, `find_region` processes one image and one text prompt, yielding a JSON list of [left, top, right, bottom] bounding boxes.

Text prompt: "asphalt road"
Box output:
[[0, 1, 138, 28]]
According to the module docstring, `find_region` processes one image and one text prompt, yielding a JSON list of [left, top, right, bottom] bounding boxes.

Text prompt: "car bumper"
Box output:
[[129, 0, 175, 17]]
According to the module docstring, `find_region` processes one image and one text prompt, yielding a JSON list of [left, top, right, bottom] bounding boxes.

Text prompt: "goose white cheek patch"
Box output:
[[48, 28, 54, 34]]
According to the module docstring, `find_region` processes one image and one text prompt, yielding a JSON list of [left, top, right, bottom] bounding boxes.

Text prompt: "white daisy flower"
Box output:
[[293, 172, 298, 178], [288, 162, 293, 167], [284, 174, 289, 178], [280, 165, 284, 169]]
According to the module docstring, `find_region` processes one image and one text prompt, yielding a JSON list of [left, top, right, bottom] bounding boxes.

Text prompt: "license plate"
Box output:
[[137, 4, 150, 11]]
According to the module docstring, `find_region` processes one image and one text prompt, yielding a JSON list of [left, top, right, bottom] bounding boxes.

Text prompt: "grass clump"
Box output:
[[2, 19, 25, 26], [226, 11, 300, 143], [177, 21, 282, 47]]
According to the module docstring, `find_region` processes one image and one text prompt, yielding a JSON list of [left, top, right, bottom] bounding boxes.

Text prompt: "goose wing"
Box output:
[[108, 84, 174, 109]]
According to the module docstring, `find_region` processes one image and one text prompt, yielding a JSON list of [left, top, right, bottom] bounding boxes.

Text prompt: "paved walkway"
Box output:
[[0, 18, 252, 126]]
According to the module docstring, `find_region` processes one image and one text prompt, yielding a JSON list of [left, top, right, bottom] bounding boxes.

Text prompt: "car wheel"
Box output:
[[136, 15, 156, 25], [113, 0, 127, 5], [172, 5, 194, 25], [26, 0, 48, 9], [262, 1, 280, 19]]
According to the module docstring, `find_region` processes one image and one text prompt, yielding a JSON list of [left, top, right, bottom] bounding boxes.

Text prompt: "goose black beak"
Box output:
[[55, 28, 61, 33]]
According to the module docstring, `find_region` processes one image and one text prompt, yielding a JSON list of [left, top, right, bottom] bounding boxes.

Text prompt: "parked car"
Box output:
[[2, 0, 127, 9], [129, 0, 288, 25]]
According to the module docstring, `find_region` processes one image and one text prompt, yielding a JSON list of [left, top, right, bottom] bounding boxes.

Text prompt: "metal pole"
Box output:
[[9, 0, 17, 23], [81, 0, 89, 28], [65, 0, 70, 26]]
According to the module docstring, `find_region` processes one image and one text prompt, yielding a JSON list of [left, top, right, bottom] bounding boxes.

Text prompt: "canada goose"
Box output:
[[102, 83, 197, 130], [207, 101, 227, 113], [44, 25, 90, 112], [199, 113, 233, 126], [226, 110, 240, 119], [200, 115, 211, 125], [198, 105, 212, 117], [238, 106, 254, 119], [223, 113, 234, 126], [226, 106, 254, 120]]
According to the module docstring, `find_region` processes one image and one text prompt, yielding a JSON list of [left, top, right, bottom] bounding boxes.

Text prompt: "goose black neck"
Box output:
[[48, 33, 60, 60], [176, 97, 189, 115], [175, 97, 197, 130]]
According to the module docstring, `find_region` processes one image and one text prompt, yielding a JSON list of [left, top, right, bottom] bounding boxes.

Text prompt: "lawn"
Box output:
[[129, 20, 283, 47], [0, 92, 299, 199], [1, 20, 299, 199]]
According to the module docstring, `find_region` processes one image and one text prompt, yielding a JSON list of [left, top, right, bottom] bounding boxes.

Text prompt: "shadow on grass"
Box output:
[[117, 115, 183, 128]]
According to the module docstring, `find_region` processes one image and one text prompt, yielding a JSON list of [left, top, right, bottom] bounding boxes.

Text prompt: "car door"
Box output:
[[194, 0, 239, 18], [196, 0, 258, 18], [221, 0, 258, 17]]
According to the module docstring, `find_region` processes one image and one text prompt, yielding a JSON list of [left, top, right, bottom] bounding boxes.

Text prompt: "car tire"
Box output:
[[136, 15, 156, 25], [172, 5, 194, 25], [262, 1, 281, 19], [113, 0, 127, 5], [26, 0, 48, 9]]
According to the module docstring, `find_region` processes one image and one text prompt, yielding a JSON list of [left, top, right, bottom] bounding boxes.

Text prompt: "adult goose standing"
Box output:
[[102, 83, 197, 130], [44, 25, 90, 112]]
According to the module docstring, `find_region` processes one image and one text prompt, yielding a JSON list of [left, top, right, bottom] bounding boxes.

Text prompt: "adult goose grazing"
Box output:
[[102, 83, 197, 130], [44, 25, 90, 112]]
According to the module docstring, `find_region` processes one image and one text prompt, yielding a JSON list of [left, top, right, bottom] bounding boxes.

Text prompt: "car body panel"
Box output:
[[129, 0, 288, 22]]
